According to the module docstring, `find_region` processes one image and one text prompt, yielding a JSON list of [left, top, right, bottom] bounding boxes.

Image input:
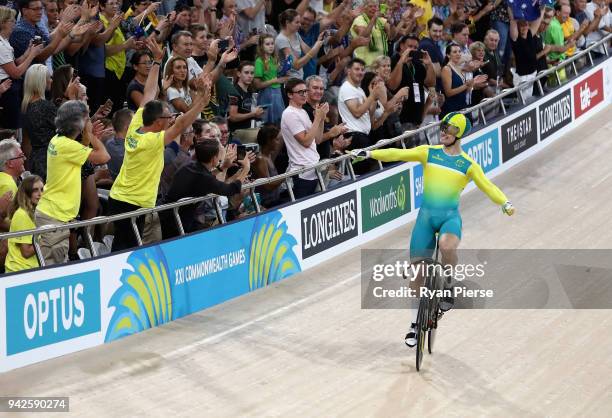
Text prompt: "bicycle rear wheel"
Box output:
[[415, 295, 428, 371]]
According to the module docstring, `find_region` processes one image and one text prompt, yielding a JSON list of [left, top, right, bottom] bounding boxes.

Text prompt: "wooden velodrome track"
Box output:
[[1, 107, 612, 417]]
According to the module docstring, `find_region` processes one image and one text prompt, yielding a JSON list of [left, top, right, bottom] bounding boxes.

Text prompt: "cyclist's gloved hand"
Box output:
[[347, 149, 370, 161], [502, 201, 515, 216]]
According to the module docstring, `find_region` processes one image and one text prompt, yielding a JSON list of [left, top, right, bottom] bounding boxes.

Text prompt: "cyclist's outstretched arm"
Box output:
[[467, 163, 508, 205], [370, 146, 429, 164]]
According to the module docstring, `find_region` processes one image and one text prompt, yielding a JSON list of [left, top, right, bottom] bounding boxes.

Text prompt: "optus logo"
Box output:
[[465, 128, 500, 172], [6, 271, 101, 355]]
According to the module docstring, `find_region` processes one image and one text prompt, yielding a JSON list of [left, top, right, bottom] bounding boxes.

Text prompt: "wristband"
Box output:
[[152, 61, 161, 66]]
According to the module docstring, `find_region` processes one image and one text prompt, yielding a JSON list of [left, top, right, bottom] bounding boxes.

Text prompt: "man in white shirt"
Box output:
[[338, 57, 384, 174], [280, 78, 328, 198], [584, 0, 612, 56]]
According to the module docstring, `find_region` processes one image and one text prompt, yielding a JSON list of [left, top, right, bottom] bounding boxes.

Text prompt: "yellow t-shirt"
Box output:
[[100, 13, 127, 79], [410, 0, 434, 39], [5, 207, 39, 272], [110, 108, 165, 208], [36, 135, 92, 222], [350, 14, 389, 67], [560, 19, 576, 56], [37, 135, 92, 222], [0, 171, 17, 199]]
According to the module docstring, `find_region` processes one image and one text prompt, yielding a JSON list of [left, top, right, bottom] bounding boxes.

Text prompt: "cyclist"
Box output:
[[349, 112, 515, 347]]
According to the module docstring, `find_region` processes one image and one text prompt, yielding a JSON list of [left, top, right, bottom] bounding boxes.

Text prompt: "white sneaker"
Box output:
[[405, 323, 417, 347]]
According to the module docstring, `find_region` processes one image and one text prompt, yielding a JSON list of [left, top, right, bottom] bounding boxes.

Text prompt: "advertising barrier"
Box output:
[[501, 108, 538, 162], [538, 89, 572, 141], [1, 58, 611, 373], [464, 128, 501, 173], [360, 171, 411, 233], [574, 69, 604, 118]]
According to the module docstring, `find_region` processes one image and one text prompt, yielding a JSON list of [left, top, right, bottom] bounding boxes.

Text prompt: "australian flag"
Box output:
[[507, 0, 556, 21]]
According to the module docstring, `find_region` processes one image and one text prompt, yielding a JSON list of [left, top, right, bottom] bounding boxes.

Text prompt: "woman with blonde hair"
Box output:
[[5, 175, 44, 273], [21, 64, 55, 180], [0, 6, 43, 128], [369, 55, 393, 84], [468, 41, 492, 104], [163, 56, 192, 114]]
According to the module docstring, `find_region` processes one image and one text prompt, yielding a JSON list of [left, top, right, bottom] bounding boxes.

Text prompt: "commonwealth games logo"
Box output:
[[105, 246, 172, 343], [249, 211, 301, 291]]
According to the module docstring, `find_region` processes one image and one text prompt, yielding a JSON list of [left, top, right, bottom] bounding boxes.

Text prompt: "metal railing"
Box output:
[[1, 34, 610, 268]]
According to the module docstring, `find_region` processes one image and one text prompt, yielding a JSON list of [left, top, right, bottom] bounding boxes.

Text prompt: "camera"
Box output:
[[409, 50, 424, 61], [218, 39, 230, 53], [32, 36, 43, 46], [237, 143, 259, 160]]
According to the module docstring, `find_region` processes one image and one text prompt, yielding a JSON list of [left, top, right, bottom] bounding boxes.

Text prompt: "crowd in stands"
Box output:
[[0, 0, 610, 273]]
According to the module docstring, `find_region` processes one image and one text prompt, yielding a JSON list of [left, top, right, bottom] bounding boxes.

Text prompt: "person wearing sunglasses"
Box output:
[[280, 77, 328, 199], [349, 111, 514, 348]]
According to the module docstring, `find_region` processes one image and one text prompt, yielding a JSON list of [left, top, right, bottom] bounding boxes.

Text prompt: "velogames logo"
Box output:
[[538, 89, 572, 140], [361, 172, 411, 233], [574, 69, 603, 118], [501, 108, 538, 162], [5, 271, 101, 355], [465, 128, 500, 173], [301, 191, 358, 258]]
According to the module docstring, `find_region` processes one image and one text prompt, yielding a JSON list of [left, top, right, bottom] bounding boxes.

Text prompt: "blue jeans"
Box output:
[[491, 20, 512, 66]]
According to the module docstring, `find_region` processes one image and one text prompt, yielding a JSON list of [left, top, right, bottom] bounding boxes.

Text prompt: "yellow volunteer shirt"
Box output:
[[36, 135, 92, 222], [0, 171, 17, 198], [410, 0, 433, 39], [5, 207, 39, 272], [560, 19, 576, 56], [109, 108, 165, 208], [100, 13, 127, 79]]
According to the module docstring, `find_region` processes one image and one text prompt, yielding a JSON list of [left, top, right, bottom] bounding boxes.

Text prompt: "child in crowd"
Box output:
[[5, 175, 44, 273]]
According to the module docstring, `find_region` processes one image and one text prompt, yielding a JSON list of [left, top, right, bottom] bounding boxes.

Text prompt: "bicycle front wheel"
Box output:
[[415, 295, 428, 371]]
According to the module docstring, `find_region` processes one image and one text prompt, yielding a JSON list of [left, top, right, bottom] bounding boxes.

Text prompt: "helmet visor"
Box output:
[[440, 122, 460, 137]]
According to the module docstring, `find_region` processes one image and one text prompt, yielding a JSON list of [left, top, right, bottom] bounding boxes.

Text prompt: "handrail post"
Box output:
[[315, 167, 327, 192], [33, 232, 45, 267], [250, 187, 261, 213], [346, 159, 356, 181], [214, 197, 225, 224], [172, 207, 185, 235], [130, 216, 143, 246], [536, 78, 544, 97], [84, 225, 96, 256], [479, 107, 487, 125], [286, 178, 296, 201]]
